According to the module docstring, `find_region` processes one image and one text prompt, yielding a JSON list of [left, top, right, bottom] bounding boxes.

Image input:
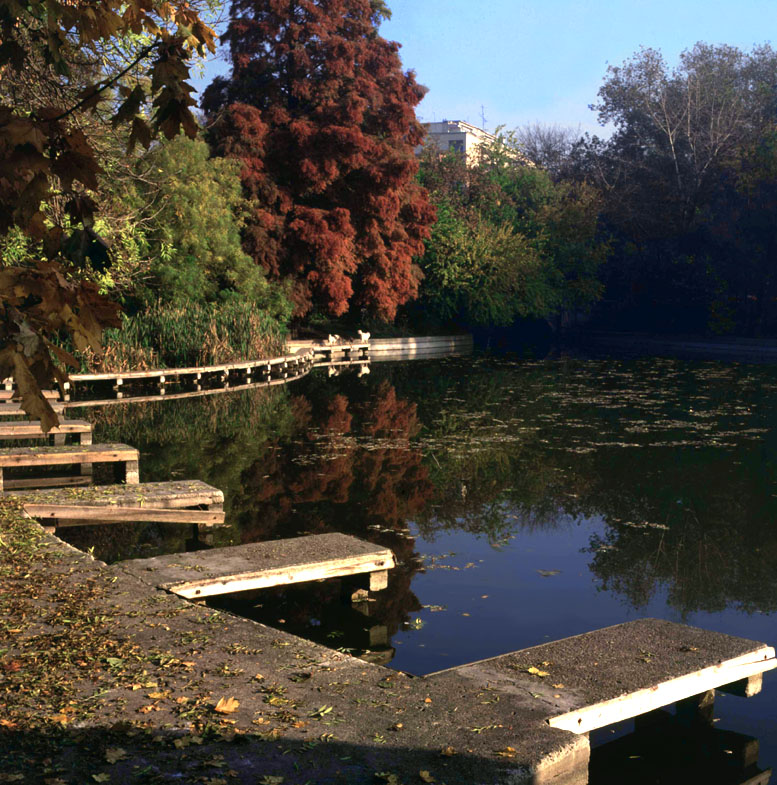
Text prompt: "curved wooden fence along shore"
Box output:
[[0, 335, 471, 409]]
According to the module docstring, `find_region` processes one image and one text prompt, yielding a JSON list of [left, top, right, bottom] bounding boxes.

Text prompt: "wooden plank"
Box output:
[[0, 443, 137, 467], [120, 533, 395, 599], [0, 420, 91, 439], [24, 504, 225, 525], [0, 403, 65, 417], [0, 390, 60, 401], [7, 480, 224, 508], [4, 475, 92, 490]]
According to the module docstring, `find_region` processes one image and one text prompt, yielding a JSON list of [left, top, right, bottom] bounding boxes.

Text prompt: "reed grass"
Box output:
[[75, 300, 288, 373]]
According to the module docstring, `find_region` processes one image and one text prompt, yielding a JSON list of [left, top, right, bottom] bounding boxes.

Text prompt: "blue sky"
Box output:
[[192, 0, 775, 135]]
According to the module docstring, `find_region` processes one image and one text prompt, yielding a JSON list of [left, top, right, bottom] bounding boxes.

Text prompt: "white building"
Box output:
[[419, 120, 496, 163]]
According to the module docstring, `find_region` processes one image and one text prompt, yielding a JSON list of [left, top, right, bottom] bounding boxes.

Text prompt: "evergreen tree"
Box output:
[[203, 0, 435, 320]]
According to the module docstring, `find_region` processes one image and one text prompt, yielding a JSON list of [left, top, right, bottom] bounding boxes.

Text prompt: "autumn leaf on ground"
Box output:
[[92, 775, 111, 783], [375, 773, 402, 785], [419, 771, 436, 783], [527, 666, 549, 677], [214, 696, 240, 714], [259, 777, 285, 785], [105, 747, 127, 764], [495, 746, 517, 758], [440, 746, 456, 757]]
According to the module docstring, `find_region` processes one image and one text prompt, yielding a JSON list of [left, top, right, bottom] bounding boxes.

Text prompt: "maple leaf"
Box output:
[[214, 696, 240, 714]]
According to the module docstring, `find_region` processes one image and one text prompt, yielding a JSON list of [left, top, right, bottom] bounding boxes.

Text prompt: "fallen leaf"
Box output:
[[527, 667, 549, 677], [105, 748, 127, 764], [440, 746, 456, 757], [259, 778, 284, 785], [419, 771, 436, 783], [552, 683, 565, 689], [214, 697, 240, 715], [92, 775, 111, 783], [495, 746, 517, 758], [374, 773, 401, 785]]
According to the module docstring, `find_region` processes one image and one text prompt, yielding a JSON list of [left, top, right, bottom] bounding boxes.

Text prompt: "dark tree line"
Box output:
[[572, 42, 777, 336]]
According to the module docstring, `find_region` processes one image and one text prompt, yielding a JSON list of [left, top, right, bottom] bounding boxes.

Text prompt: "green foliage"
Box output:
[[420, 200, 554, 326], [98, 133, 291, 315], [136, 135, 278, 307], [417, 136, 607, 327], [78, 300, 289, 372], [0, 228, 39, 267]]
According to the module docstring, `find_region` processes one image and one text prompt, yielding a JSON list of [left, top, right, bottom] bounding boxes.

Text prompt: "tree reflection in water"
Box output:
[[59, 355, 777, 660]]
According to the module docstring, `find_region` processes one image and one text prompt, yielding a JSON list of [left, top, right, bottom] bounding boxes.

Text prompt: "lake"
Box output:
[[61, 351, 777, 781]]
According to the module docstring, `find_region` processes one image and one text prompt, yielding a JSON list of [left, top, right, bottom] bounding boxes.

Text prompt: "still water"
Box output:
[[62, 353, 777, 780]]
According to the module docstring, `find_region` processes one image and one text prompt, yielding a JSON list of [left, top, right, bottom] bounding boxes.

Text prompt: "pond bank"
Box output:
[[3, 503, 772, 785], [575, 331, 777, 362], [0, 504, 572, 785]]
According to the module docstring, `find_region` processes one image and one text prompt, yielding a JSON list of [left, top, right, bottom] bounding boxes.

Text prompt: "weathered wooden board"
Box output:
[[0, 443, 137, 467], [4, 475, 92, 490], [0, 443, 139, 490], [0, 389, 60, 401], [25, 504, 225, 525], [8, 480, 223, 508], [120, 532, 394, 599], [0, 419, 92, 443], [435, 618, 777, 736], [0, 403, 65, 417]]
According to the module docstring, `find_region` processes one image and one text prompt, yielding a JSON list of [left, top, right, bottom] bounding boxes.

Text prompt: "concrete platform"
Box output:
[[431, 618, 776, 735], [0, 443, 139, 490], [8, 480, 225, 528], [120, 532, 395, 599]]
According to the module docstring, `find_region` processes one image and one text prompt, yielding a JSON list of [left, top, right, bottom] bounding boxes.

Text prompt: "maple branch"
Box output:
[[44, 42, 159, 125]]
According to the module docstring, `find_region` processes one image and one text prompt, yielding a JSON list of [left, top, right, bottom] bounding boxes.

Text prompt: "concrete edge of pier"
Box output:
[[3, 512, 775, 785]]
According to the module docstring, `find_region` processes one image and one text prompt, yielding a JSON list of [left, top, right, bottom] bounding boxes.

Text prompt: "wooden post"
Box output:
[[676, 689, 715, 727], [369, 569, 388, 592], [369, 625, 388, 648], [53, 433, 66, 446], [125, 460, 140, 484]]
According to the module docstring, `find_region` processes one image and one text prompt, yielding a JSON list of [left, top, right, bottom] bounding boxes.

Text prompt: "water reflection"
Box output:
[[59, 355, 777, 653], [589, 711, 772, 785]]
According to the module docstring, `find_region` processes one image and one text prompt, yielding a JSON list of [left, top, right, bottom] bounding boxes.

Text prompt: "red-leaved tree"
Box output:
[[203, 0, 435, 320]]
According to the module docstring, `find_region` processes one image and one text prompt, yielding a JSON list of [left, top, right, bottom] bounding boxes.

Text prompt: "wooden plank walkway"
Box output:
[[0, 419, 92, 444], [435, 619, 777, 736], [0, 443, 139, 491], [0, 402, 65, 418], [62, 350, 316, 394], [0, 389, 60, 401], [9, 480, 224, 528], [119, 532, 394, 599]]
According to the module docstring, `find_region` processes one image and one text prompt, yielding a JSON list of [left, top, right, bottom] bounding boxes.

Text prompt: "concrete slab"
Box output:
[[119, 532, 395, 600], [430, 619, 776, 735]]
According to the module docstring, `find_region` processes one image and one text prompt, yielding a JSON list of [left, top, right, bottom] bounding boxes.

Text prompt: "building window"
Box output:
[[448, 140, 465, 153]]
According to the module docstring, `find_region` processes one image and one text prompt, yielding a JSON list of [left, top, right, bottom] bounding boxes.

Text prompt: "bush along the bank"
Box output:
[[75, 300, 289, 372]]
